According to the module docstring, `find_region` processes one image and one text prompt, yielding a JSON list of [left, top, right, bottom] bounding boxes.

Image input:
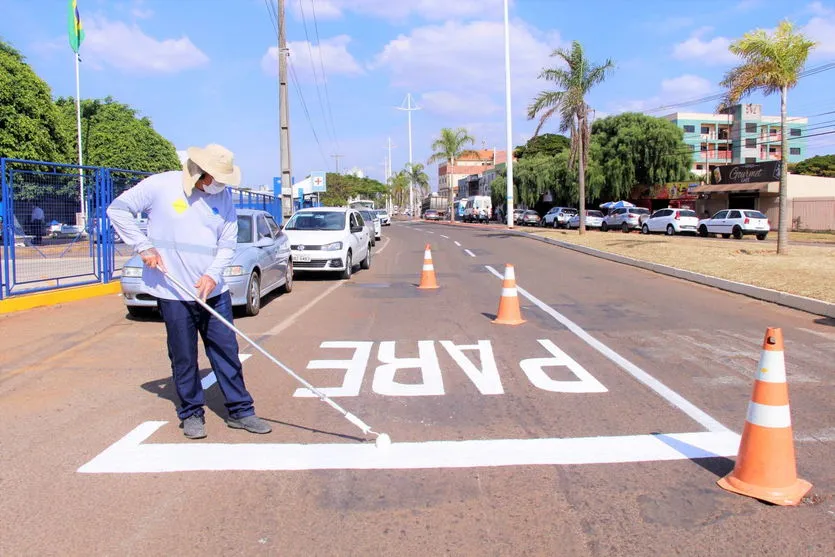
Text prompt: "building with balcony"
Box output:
[[437, 149, 507, 200], [663, 103, 807, 178]]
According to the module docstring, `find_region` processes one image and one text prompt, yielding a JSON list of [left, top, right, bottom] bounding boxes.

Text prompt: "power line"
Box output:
[[288, 59, 329, 167], [298, 0, 336, 158], [311, 0, 340, 155]]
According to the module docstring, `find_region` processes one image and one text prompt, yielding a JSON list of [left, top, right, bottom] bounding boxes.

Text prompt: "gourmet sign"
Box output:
[[712, 161, 782, 184]]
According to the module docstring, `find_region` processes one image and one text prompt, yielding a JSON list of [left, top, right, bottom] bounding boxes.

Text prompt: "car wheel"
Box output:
[[360, 244, 372, 270], [601, 222, 609, 232], [732, 226, 743, 240], [641, 224, 649, 235], [722, 233, 731, 239], [621, 222, 630, 233], [699, 225, 708, 238], [666, 224, 675, 236], [281, 260, 294, 293], [245, 271, 261, 316], [340, 251, 353, 280], [126, 306, 154, 319], [756, 233, 767, 241]]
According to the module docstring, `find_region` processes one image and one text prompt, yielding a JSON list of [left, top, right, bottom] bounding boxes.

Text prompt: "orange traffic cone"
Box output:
[[492, 264, 525, 325], [417, 244, 439, 289], [717, 327, 812, 505]]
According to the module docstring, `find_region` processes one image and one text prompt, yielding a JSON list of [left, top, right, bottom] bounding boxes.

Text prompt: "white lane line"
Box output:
[[465, 249, 476, 258], [440, 235, 449, 239], [263, 280, 344, 336], [425, 231, 434, 234], [454, 241, 461, 247], [78, 422, 741, 473], [375, 236, 392, 255], [485, 265, 731, 433], [201, 354, 252, 390]]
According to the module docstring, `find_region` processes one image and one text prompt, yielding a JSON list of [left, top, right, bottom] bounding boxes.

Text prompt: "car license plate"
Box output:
[[295, 254, 311, 262]]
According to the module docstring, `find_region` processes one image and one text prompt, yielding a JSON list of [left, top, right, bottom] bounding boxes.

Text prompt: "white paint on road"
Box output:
[[375, 236, 392, 255], [201, 354, 252, 390], [440, 235, 449, 239], [373, 341, 445, 396], [485, 265, 731, 433], [439, 340, 504, 395], [454, 241, 461, 247], [520, 340, 608, 393], [464, 249, 476, 258], [263, 281, 344, 336], [78, 421, 741, 473], [294, 341, 372, 398]]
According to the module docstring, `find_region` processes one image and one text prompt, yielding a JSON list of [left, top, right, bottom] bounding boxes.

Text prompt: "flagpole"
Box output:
[[74, 51, 85, 225]]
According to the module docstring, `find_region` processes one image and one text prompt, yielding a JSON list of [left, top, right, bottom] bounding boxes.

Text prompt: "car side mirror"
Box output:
[[350, 225, 364, 233], [255, 236, 274, 247]]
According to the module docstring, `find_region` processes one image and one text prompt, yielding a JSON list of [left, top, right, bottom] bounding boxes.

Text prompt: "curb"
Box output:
[[419, 220, 835, 319], [0, 281, 122, 314]]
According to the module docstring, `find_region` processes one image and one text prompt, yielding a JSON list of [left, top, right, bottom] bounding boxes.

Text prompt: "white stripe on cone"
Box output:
[[501, 287, 518, 297], [755, 350, 787, 383], [423, 264, 434, 271], [504, 266, 516, 280], [424, 250, 432, 259], [746, 401, 792, 428]]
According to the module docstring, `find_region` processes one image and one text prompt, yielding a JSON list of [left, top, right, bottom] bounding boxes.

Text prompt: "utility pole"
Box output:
[[386, 137, 396, 214], [502, 0, 515, 228], [331, 153, 344, 174], [278, 0, 293, 216], [397, 94, 420, 219]]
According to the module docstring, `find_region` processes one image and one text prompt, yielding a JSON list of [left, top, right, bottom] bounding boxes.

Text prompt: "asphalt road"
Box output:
[[1, 221, 833, 556]]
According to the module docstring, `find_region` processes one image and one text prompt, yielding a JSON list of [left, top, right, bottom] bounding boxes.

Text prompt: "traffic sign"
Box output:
[[311, 171, 327, 193]]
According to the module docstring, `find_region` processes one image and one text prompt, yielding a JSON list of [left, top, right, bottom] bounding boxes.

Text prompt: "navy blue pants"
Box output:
[[158, 291, 255, 421]]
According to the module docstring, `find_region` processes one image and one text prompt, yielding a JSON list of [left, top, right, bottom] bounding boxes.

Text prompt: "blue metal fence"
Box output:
[[0, 158, 281, 299]]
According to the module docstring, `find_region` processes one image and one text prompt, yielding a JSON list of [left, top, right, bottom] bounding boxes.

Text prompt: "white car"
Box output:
[[601, 207, 650, 232], [375, 210, 391, 226], [641, 208, 699, 236], [568, 210, 604, 229], [542, 207, 578, 228], [359, 209, 382, 243], [698, 209, 770, 240], [282, 207, 372, 279]]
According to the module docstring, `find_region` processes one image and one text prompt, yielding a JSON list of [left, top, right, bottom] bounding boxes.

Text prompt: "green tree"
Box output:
[[319, 173, 387, 207], [528, 41, 614, 233], [720, 20, 816, 254], [427, 127, 475, 221], [0, 40, 70, 162], [591, 112, 692, 199], [388, 170, 410, 210], [404, 162, 431, 199], [55, 96, 180, 173], [790, 154, 835, 177], [514, 133, 570, 159]]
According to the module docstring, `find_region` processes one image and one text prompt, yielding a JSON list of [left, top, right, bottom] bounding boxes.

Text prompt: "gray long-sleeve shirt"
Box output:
[[106, 170, 237, 301]]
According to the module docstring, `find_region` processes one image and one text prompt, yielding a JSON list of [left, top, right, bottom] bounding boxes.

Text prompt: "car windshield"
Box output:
[[680, 210, 697, 217], [587, 210, 604, 218], [284, 211, 346, 231], [744, 210, 767, 219], [525, 211, 538, 216], [237, 215, 253, 243], [629, 208, 650, 215], [564, 209, 578, 214], [360, 211, 376, 222]]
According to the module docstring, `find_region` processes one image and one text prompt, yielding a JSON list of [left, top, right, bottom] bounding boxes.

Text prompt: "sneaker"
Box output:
[[226, 415, 272, 434], [182, 414, 206, 439]]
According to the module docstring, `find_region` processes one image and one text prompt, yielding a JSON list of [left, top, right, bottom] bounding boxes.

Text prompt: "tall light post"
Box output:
[[503, 0, 515, 228], [397, 94, 420, 219]]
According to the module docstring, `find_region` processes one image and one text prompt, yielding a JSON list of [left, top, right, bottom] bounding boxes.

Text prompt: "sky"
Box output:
[[3, 0, 835, 190]]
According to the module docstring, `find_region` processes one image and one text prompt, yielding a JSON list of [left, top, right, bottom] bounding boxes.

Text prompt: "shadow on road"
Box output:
[[262, 418, 366, 443], [814, 317, 835, 327], [141, 372, 228, 420], [652, 432, 736, 478]]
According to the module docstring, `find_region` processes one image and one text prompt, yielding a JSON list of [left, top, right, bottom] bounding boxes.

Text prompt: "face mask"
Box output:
[[203, 180, 226, 195]]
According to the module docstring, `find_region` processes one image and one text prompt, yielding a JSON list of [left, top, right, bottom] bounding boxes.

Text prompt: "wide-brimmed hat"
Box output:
[[181, 143, 241, 195]]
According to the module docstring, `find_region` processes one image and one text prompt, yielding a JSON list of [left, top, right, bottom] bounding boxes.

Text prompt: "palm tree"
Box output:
[[427, 128, 475, 221], [720, 21, 816, 255], [528, 41, 613, 234], [405, 162, 431, 200], [388, 170, 410, 210]]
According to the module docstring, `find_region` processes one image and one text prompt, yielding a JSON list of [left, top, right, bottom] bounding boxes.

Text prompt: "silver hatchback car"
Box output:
[[120, 209, 293, 318]]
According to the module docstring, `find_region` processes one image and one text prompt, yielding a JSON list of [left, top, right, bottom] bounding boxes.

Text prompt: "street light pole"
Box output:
[[397, 94, 420, 219], [503, 0, 515, 228]]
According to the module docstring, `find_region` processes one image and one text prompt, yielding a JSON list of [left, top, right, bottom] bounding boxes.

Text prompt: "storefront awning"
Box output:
[[691, 182, 779, 194]]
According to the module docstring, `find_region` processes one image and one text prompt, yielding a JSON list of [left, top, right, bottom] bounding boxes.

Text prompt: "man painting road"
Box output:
[[30, 203, 44, 245], [106, 144, 271, 439]]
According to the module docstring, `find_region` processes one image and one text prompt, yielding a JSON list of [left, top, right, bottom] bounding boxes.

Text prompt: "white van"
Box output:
[[462, 196, 492, 223]]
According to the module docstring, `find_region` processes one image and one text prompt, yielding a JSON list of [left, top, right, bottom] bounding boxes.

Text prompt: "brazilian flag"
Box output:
[[67, 0, 85, 53]]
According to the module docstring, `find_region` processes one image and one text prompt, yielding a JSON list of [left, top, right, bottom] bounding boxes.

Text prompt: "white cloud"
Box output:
[[807, 1, 834, 16], [371, 19, 562, 119], [612, 74, 717, 114], [803, 8, 835, 56], [420, 91, 501, 119], [735, 0, 763, 11], [82, 16, 208, 74], [290, 0, 505, 22], [130, 0, 153, 19], [261, 35, 363, 79], [672, 27, 736, 65]]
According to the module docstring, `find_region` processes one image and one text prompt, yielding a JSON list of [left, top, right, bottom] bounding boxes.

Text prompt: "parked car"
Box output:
[[512, 208, 526, 224], [424, 209, 441, 221], [375, 209, 391, 226], [283, 207, 372, 279], [520, 210, 541, 226], [641, 208, 699, 236], [121, 209, 292, 318], [698, 209, 770, 240], [601, 207, 650, 232], [568, 210, 605, 229], [543, 207, 578, 228], [359, 209, 382, 244]]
